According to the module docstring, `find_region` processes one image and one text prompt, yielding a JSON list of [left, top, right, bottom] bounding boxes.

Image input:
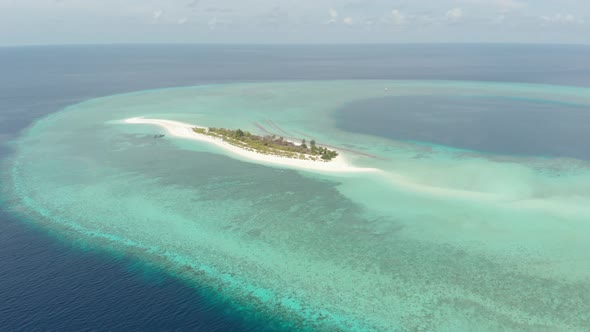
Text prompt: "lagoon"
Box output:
[[4, 80, 590, 330]]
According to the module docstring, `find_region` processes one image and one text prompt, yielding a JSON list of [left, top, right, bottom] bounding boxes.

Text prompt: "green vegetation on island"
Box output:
[[193, 127, 339, 161]]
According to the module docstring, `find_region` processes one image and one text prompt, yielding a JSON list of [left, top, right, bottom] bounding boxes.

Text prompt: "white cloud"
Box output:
[[343, 17, 354, 25], [152, 9, 163, 22], [391, 9, 406, 25], [206, 16, 232, 30], [541, 13, 584, 24], [178, 18, 188, 25], [187, 0, 200, 9], [446, 8, 464, 21], [326, 8, 338, 24], [462, 0, 526, 11], [208, 17, 217, 29], [493, 14, 506, 24]]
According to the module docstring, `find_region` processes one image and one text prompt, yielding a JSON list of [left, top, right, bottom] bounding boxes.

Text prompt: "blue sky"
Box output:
[[1, 0, 589, 45]]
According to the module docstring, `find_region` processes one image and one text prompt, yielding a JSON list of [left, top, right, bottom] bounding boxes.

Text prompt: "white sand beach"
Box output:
[[123, 117, 378, 173]]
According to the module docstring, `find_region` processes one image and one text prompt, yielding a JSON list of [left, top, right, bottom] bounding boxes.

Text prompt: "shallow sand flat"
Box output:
[[121, 118, 520, 204]]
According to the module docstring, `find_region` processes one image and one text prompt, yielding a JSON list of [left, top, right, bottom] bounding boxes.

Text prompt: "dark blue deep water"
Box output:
[[2, 44, 590, 331], [336, 96, 590, 160]]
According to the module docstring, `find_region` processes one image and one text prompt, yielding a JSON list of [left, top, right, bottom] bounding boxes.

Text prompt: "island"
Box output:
[[123, 117, 378, 173], [193, 127, 338, 161]]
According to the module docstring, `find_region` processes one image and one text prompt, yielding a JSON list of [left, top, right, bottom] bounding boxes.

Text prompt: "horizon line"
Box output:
[[2, 41, 590, 48]]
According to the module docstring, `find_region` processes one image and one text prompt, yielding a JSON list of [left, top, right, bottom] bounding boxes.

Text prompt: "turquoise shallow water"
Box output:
[[4, 80, 590, 330]]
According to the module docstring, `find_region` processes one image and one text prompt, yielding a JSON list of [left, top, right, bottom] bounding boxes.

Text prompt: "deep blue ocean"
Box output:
[[2, 44, 590, 331]]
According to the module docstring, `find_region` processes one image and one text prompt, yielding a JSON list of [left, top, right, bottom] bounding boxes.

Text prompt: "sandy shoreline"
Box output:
[[123, 117, 377, 173]]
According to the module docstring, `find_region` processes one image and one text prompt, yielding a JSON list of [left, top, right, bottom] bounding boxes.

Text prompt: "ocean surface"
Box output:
[[2, 44, 590, 331], [336, 95, 590, 160]]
